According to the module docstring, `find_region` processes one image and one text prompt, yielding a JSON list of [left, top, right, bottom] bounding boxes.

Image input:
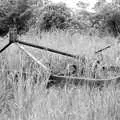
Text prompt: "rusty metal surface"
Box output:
[[16, 40, 78, 58], [0, 42, 12, 53], [0, 28, 119, 84], [95, 45, 112, 54], [49, 74, 120, 82]]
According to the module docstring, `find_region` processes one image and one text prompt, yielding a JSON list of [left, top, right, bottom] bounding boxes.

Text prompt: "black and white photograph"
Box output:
[[0, 0, 120, 120]]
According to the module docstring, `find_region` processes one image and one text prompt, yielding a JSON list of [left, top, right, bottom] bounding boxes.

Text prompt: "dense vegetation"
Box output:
[[0, 0, 120, 120], [0, 0, 34, 36], [0, 0, 120, 37]]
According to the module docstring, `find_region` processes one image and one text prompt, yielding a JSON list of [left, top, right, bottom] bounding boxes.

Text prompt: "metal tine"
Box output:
[[0, 42, 12, 53]]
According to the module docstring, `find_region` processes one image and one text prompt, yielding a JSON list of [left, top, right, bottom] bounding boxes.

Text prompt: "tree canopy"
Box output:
[[0, 0, 34, 37]]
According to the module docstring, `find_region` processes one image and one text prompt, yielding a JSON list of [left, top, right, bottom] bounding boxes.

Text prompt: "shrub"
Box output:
[[0, 0, 34, 37], [38, 3, 72, 32], [89, 3, 120, 37]]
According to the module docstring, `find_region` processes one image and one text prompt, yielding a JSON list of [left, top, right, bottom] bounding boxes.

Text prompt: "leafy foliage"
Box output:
[[0, 0, 34, 37], [37, 3, 73, 32], [89, 2, 120, 37]]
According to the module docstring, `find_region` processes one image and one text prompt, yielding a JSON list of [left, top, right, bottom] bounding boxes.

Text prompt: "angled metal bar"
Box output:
[[95, 45, 112, 54], [0, 42, 12, 53], [49, 74, 120, 82], [16, 40, 77, 58], [16, 43, 49, 72]]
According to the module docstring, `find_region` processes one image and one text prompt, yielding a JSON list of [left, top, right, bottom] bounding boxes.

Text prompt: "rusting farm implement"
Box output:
[[0, 24, 118, 89]]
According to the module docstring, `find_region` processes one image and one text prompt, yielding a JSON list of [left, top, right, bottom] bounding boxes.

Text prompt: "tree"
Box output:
[[89, 1, 120, 37], [0, 0, 34, 37], [37, 2, 72, 32], [94, 0, 106, 12], [76, 1, 89, 10], [112, 0, 120, 5]]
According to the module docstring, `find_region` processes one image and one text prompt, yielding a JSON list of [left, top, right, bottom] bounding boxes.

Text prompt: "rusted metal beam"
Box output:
[[0, 42, 12, 53], [95, 45, 112, 54], [49, 74, 120, 81], [16, 40, 78, 58], [46, 74, 120, 89]]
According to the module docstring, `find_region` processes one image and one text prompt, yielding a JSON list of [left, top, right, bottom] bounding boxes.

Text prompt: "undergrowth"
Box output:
[[0, 30, 120, 120]]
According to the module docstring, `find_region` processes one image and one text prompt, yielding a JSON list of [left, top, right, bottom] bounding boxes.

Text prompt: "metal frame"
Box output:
[[0, 25, 78, 58], [1, 25, 118, 85], [49, 74, 120, 82], [0, 24, 112, 57]]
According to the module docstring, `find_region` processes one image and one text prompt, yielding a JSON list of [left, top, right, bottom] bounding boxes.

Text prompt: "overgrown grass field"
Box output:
[[0, 31, 120, 120]]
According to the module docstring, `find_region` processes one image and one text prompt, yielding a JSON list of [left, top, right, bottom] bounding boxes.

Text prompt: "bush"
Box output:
[[38, 3, 72, 32], [0, 0, 34, 37], [71, 10, 93, 34], [89, 3, 120, 37]]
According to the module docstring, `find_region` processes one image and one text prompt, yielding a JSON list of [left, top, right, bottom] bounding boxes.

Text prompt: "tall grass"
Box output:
[[0, 30, 120, 120]]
